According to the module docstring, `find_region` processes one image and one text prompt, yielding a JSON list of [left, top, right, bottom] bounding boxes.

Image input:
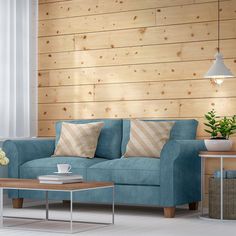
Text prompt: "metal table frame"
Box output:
[[199, 153, 236, 221], [0, 185, 115, 234]]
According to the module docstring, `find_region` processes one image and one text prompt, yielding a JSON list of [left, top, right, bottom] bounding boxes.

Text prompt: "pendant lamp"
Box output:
[[204, 0, 234, 85]]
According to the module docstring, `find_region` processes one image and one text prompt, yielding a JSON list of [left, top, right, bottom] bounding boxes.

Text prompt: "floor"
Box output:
[[0, 200, 235, 236]]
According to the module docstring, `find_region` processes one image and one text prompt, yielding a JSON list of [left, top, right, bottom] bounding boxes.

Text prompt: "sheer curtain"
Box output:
[[0, 0, 38, 138]]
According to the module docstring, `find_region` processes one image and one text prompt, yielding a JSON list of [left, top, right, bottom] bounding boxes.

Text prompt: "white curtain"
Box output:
[[0, 0, 38, 138]]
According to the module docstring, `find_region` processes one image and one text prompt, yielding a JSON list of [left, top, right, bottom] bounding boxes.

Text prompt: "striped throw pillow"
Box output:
[[54, 122, 104, 158], [124, 120, 175, 158]]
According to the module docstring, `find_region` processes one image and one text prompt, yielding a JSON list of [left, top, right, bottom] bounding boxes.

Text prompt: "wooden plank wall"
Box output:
[[38, 0, 236, 202]]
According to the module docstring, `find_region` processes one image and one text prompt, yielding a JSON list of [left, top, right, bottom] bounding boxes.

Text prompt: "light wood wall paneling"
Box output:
[[39, 78, 236, 103], [39, 121, 56, 136], [38, 40, 216, 70], [38, 35, 75, 53], [39, 0, 218, 20], [156, 1, 236, 26], [39, 39, 236, 70], [38, 59, 236, 87], [38, 85, 94, 103], [39, 9, 156, 37], [38, 97, 236, 120], [93, 78, 236, 102], [38, 19, 236, 53], [179, 98, 236, 117], [39, 1, 236, 37], [39, 0, 71, 4], [38, 100, 180, 120], [74, 20, 236, 51]]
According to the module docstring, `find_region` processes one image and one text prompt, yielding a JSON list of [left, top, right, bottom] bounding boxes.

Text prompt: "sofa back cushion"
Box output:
[[54, 122, 104, 158], [56, 119, 123, 159], [121, 119, 198, 155], [124, 120, 175, 158]]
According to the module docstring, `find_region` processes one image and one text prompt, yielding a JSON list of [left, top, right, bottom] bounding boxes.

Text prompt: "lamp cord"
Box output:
[[218, 0, 220, 52]]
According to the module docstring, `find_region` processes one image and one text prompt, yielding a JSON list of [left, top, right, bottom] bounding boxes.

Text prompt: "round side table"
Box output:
[[199, 151, 236, 220]]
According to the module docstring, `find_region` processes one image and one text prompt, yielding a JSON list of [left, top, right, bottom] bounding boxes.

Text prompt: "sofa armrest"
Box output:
[[160, 140, 206, 207], [2, 139, 55, 179]]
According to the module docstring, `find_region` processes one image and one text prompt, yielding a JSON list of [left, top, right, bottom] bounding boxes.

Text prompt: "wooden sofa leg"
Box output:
[[12, 198, 23, 208], [164, 207, 175, 218], [189, 202, 198, 210]]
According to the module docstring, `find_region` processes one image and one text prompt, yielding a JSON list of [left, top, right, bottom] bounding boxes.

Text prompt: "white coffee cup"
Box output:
[[57, 164, 71, 173]]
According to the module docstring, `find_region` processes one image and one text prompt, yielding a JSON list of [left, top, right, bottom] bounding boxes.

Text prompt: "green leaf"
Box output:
[[204, 129, 212, 134]]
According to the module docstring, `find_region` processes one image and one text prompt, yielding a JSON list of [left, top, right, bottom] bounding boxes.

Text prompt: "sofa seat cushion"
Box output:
[[87, 157, 160, 186], [20, 157, 108, 180]]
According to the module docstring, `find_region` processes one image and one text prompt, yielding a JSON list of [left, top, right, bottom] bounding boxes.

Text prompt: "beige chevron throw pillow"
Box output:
[[124, 120, 175, 158], [54, 122, 104, 158]]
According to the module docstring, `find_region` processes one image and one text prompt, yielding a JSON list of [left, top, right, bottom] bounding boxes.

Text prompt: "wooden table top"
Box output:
[[0, 178, 113, 191]]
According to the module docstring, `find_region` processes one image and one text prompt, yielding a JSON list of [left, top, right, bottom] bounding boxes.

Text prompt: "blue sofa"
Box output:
[[2, 119, 206, 217]]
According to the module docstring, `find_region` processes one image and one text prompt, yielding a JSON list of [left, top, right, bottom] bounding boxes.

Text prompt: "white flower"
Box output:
[[0, 148, 9, 166], [0, 149, 5, 158]]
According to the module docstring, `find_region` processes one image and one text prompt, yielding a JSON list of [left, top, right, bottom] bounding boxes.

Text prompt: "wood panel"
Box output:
[[156, 1, 236, 26], [39, 1, 236, 37], [38, 59, 236, 87], [93, 78, 236, 102], [38, 84, 94, 103], [38, 97, 236, 120], [39, 0, 71, 4], [39, 78, 236, 103], [38, 35, 75, 53], [38, 19, 236, 53], [39, 0, 218, 20], [74, 20, 236, 51], [38, 100, 180, 120], [39, 9, 156, 37], [179, 98, 236, 117], [39, 39, 236, 70], [39, 120, 56, 136]]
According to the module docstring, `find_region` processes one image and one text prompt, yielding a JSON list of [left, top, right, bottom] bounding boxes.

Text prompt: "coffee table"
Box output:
[[0, 178, 115, 233]]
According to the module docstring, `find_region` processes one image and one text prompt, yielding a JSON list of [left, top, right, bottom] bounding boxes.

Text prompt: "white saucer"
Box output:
[[54, 172, 72, 175]]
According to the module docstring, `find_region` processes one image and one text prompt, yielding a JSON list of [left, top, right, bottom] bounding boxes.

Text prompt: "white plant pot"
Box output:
[[204, 139, 233, 152]]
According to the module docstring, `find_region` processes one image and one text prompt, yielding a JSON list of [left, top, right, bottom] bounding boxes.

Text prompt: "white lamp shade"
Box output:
[[204, 52, 234, 79]]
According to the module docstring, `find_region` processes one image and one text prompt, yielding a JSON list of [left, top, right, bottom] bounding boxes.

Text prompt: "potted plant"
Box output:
[[204, 110, 236, 151]]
